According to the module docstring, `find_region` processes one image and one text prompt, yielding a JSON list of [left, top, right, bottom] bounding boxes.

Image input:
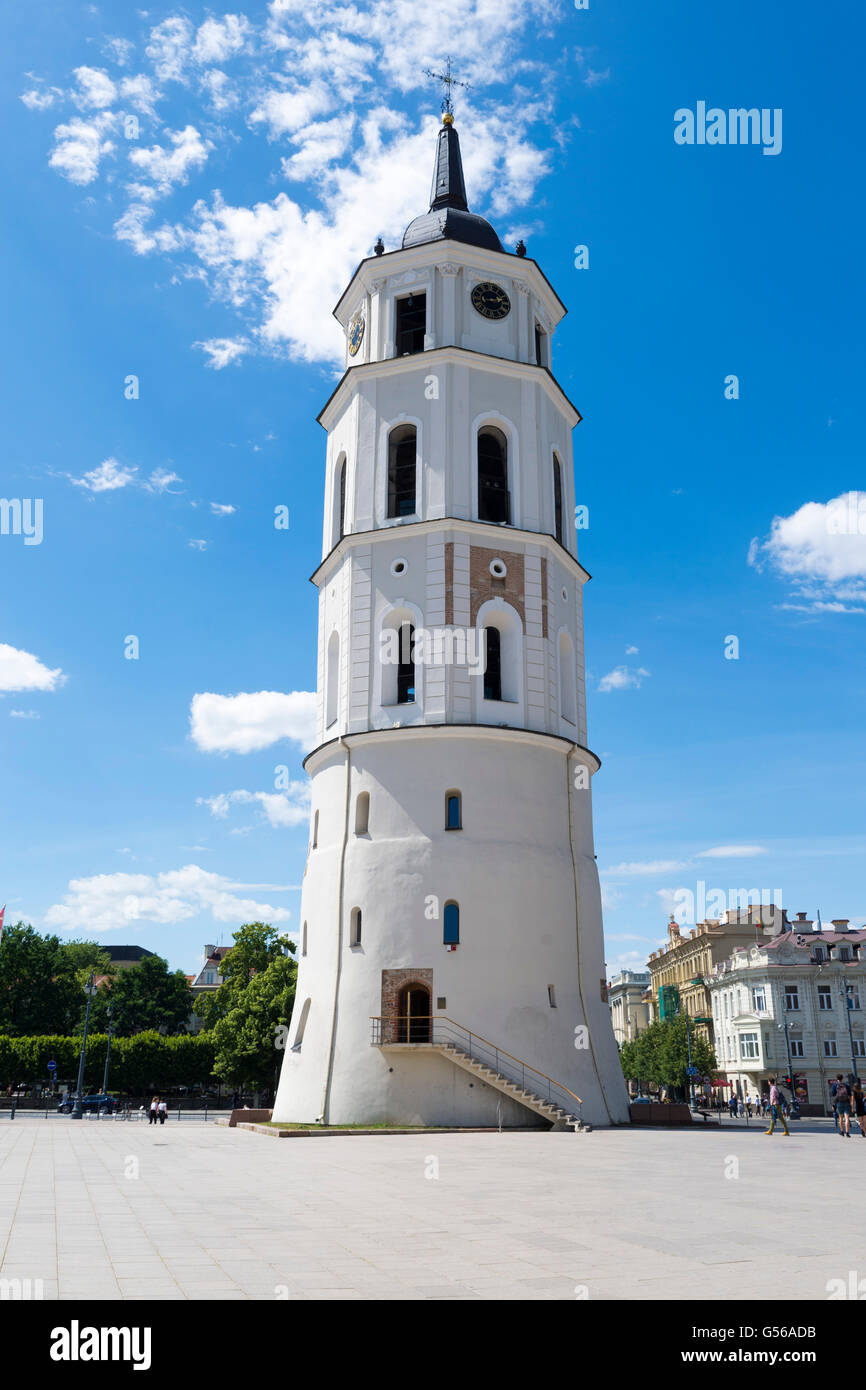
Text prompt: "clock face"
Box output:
[[348, 309, 365, 357], [471, 281, 511, 321]]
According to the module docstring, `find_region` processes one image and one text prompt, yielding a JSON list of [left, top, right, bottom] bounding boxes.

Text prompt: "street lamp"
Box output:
[[777, 1018, 799, 1119], [842, 979, 858, 1083], [102, 1004, 114, 1098], [71, 973, 98, 1120]]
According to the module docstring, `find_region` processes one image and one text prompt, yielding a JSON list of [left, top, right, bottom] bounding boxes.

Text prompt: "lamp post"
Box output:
[[777, 1017, 798, 1118], [71, 973, 98, 1120], [842, 979, 858, 1082], [102, 1004, 114, 1097]]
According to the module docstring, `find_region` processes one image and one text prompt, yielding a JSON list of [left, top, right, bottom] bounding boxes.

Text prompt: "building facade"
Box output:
[[271, 115, 629, 1129], [647, 907, 789, 1047], [709, 916, 866, 1114], [608, 970, 651, 1045]]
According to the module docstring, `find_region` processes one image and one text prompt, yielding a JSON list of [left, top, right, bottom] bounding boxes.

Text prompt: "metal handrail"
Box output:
[[370, 1014, 582, 1117]]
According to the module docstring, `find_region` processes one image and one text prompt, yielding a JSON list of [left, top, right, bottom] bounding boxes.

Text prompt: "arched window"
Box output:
[[483, 626, 502, 702], [312, 809, 319, 849], [338, 456, 347, 538], [553, 453, 563, 545], [444, 902, 460, 946], [355, 791, 370, 835], [326, 631, 339, 727], [350, 907, 362, 947], [292, 998, 311, 1051], [559, 631, 577, 725], [397, 623, 415, 704], [387, 425, 416, 518], [445, 791, 462, 830], [302, 921, 308, 956], [477, 427, 510, 524]]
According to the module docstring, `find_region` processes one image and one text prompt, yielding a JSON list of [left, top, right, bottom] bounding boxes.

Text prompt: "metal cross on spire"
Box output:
[[423, 56, 470, 118]]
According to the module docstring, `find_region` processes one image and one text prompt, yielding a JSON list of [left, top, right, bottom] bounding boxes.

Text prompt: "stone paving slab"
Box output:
[[1, 1118, 864, 1301]]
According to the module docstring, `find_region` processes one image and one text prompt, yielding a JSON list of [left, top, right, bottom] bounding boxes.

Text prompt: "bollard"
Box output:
[[177, 1106, 181, 1122], [10, 1103, 15, 1120]]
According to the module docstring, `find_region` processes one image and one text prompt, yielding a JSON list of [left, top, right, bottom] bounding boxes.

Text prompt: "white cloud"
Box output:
[[194, 337, 249, 369], [70, 457, 138, 492], [0, 644, 65, 693], [128, 125, 212, 196], [49, 114, 115, 185], [119, 74, 163, 117], [144, 467, 183, 493], [250, 80, 336, 138], [193, 15, 251, 64], [43, 864, 292, 932], [188, 538, 208, 551], [598, 665, 650, 692], [145, 16, 194, 84], [750, 492, 866, 612], [190, 690, 317, 754], [625, 644, 638, 654], [210, 502, 236, 514], [102, 36, 136, 67], [73, 66, 118, 109], [9, 709, 41, 719], [697, 845, 768, 859], [602, 860, 689, 878], [199, 69, 237, 112], [21, 86, 63, 111], [28, 0, 565, 366], [584, 67, 610, 88], [198, 783, 310, 828]]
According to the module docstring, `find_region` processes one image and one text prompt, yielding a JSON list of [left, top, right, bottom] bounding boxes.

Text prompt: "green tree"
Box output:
[[193, 922, 294, 1031], [210, 954, 298, 1095], [0, 924, 110, 1034], [618, 1016, 716, 1096], [86, 954, 193, 1036]]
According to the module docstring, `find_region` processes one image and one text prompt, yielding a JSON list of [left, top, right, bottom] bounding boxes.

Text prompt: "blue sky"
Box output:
[[2, 0, 864, 979]]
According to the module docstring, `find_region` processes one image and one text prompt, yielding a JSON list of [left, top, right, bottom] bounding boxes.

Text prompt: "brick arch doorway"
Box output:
[[397, 982, 431, 1043]]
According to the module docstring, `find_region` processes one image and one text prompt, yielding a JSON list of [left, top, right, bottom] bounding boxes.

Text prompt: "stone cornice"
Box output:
[[317, 344, 582, 432], [333, 242, 567, 327], [310, 516, 591, 589], [303, 722, 601, 777]]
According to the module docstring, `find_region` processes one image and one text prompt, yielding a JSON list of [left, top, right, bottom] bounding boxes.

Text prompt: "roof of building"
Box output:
[[402, 118, 503, 254], [103, 945, 156, 962]]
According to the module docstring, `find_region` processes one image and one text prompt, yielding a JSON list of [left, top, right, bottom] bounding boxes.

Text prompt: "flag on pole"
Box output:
[[0, 905, 5, 945]]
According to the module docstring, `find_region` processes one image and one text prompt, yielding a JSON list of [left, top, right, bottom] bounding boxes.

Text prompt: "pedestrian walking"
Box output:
[[852, 1079, 866, 1138], [765, 1078, 789, 1136], [728, 1093, 737, 1118], [157, 1099, 167, 1125], [149, 1096, 158, 1126], [834, 1076, 852, 1137]]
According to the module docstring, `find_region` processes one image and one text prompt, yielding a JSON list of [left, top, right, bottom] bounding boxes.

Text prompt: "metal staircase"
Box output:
[[370, 1015, 587, 1131]]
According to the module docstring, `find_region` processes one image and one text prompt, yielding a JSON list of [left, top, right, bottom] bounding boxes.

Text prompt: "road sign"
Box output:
[[686, 1065, 699, 1076], [47, 1060, 56, 1071]]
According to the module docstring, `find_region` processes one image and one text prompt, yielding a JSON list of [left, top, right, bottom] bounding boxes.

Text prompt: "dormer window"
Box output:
[[396, 293, 426, 355]]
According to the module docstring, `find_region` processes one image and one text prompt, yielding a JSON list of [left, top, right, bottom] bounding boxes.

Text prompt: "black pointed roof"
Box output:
[[402, 117, 503, 253]]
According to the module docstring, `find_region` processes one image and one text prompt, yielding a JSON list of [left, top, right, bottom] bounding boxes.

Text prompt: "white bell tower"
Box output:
[[273, 114, 629, 1128]]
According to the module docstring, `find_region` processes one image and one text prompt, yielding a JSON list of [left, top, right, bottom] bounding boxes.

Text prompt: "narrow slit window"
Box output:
[[338, 456, 347, 538], [396, 622, 415, 704], [302, 921, 308, 957], [350, 907, 362, 947], [483, 627, 502, 702], [312, 809, 319, 849], [387, 425, 416, 517], [355, 791, 370, 835], [553, 453, 563, 545], [443, 902, 460, 946], [395, 293, 426, 355], [535, 322, 546, 366], [477, 427, 510, 524], [445, 792, 462, 830], [548, 985, 557, 1008]]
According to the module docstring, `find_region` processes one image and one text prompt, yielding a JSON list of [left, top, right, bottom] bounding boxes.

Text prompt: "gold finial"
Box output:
[[442, 112, 454, 126]]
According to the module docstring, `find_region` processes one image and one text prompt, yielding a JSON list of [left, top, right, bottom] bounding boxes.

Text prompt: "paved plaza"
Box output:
[[1, 1118, 863, 1300]]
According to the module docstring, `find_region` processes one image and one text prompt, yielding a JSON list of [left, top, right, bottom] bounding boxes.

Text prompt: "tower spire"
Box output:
[[429, 118, 468, 211]]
